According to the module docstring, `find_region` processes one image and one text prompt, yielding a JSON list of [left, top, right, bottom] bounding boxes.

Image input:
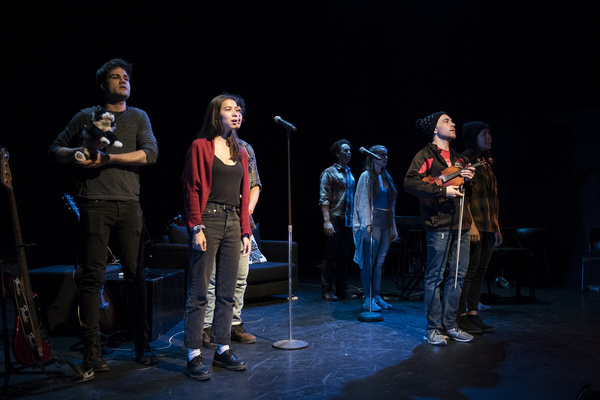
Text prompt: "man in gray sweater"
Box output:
[[48, 58, 159, 374]]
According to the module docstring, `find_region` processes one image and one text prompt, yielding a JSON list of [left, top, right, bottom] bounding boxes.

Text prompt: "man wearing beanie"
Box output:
[[404, 111, 475, 345], [457, 121, 502, 334]]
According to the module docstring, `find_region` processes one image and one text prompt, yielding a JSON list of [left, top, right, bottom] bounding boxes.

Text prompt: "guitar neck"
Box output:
[[7, 188, 33, 295]]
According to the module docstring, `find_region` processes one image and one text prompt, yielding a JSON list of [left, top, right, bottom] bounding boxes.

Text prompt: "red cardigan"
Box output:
[[182, 138, 251, 238]]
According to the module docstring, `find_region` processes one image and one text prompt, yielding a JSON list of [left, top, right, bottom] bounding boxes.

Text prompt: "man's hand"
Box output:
[[323, 221, 335, 236], [460, 164, 475, 181], [445, 185, 464, 198], [77, 150, 110, 168]]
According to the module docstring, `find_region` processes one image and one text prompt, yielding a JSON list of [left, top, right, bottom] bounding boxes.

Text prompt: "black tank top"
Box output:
[[207, 156, 243, 206]]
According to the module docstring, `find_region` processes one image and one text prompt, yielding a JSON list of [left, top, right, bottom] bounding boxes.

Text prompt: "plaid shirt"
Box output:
[[239, 139, 261, 229], [239, 139, 261, 191], [319, 163, 355, 228], [463, 151, 499, 233]]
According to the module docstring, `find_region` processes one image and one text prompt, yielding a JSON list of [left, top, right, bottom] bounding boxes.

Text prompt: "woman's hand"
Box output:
[[391, 227, 398, 242], [494, 230, 503, 247], [192, 230, 207, 251], [241, 236, 251, 257], [470, 224, 480, 243]]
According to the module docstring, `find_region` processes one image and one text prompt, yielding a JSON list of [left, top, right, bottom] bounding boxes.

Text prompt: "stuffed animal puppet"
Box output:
[[74, 107, 123, 162]]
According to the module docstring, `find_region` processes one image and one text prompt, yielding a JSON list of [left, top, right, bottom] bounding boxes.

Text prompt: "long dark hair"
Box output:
[[364, 145, 397, 203], [196, 93, 241, 161]]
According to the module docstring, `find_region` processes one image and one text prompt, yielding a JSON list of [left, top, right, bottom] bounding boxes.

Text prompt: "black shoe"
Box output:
[[83, 342, 110, 373], [457, 314, 483, 334], [136, 350, 158, 366], [186, 355, 211, 380], [322, 292, 339, 301], [202, 327, 217, 349], [134, 338, 158, 366], [213, 349, 246, 371], [469, 314, 496, 333]]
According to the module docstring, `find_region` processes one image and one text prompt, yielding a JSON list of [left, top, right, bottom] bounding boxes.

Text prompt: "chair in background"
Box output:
[[581, 228, 600, 291], [515, 227, 549, 289]]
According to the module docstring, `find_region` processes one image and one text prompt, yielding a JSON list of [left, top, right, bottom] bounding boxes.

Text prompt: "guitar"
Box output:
[[62, 193, 118, 337], [0, 147, 52, 366]]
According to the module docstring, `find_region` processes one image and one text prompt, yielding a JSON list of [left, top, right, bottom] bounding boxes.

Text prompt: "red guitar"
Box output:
[[1, 147, 52, 366], [62, 193, 118, 337]]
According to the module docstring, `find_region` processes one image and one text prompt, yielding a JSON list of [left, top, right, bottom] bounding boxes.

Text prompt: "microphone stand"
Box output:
[[272, 124, 308, 350], [454, 186, 465, 289], [358, 171, 384, 322]]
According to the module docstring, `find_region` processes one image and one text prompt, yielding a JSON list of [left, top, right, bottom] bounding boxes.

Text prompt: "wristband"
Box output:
[[192, 225, 206, 234]]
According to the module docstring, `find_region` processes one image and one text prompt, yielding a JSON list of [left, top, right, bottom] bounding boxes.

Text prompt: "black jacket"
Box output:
[[403, 143, 472, 232]]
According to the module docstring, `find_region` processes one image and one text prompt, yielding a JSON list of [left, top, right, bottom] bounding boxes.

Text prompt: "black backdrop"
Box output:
[[1, 2, 599, 288]]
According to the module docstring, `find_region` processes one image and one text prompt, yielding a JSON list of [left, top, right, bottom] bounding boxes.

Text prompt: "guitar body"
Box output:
[[2, 147, 53, 367], [3, 273, 52, 366]]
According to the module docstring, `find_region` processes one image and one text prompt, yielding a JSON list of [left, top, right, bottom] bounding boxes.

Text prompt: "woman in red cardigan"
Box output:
[[181, 93, 251, 380]]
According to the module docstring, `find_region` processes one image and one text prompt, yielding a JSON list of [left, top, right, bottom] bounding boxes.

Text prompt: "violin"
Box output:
[[422, 158, 487, 187]]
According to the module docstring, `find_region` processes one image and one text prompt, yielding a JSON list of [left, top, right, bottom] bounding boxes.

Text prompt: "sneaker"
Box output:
[[457, 314, 483, 334], [469, 314, 495, 333], [478, 302, 492, 311], [231, 323, 256, 344], [202, 327, 217, 349], [83, 342, 110, 372], [374, 295, 392, 309], [423, 329, 447, 346], [213, 349, 246, 371], [363, 297, 382, 312], [186, 355, 211, 381], [446, 327, 474, 343]]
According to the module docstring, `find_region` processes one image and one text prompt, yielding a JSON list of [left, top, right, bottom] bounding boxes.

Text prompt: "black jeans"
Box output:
[[459, 231, 495, 314], [322, 218, 352, 296], [184, 204, 241, 348], [79, 200, 148, 344]]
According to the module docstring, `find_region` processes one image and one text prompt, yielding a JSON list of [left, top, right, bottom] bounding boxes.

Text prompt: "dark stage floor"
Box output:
[[1, 276, 599, 400]]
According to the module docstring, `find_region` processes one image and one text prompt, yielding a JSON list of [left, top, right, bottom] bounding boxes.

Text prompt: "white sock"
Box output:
[[188, 348, 201, 361], [217, 344, 229, 354]]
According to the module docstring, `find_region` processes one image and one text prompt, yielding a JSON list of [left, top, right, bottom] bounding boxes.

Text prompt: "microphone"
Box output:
[[359, 147, 381, 160], [273, 116, 297, 131]]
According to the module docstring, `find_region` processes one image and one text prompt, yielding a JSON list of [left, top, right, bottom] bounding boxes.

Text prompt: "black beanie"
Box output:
[[462, 121, 489, 149], [416, 111, 447, 140]]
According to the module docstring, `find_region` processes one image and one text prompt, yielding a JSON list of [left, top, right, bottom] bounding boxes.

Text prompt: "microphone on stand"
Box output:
[[359, 147, 381, 160], [273, 116, 297, 131]]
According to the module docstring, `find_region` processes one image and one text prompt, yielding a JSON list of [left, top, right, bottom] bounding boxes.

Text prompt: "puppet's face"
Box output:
[[93, 112, 115, 132]]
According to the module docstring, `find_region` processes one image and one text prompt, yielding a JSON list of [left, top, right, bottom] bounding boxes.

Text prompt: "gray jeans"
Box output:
[[204, 244, 249, 329]]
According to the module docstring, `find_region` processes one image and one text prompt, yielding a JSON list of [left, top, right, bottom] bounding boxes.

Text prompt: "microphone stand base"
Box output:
[[272, 339, 309, 350], [357, 312, 384, 322]]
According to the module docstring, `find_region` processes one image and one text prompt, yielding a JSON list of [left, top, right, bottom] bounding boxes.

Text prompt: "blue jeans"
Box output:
[[360, 209, 391, 298], [79, 200, 148, 344], [423, 230, 470, 330], [184, 204, 241, 348], [204, 244, 248, 329]]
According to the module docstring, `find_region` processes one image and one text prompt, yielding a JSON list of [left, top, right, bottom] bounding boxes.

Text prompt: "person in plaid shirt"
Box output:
[[319, 139, 355, 301], [457, 121, 502, 334]]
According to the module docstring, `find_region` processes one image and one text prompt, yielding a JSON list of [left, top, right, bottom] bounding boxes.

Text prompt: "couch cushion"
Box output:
[[249, 224, 267, 264]]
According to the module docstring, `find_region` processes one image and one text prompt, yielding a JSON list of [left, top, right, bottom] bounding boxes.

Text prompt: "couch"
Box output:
[[150, 224, 298, 300]]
